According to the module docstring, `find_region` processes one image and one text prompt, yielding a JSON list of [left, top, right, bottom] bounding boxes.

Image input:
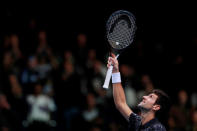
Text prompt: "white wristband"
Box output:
[[112, 72, 121, 83]]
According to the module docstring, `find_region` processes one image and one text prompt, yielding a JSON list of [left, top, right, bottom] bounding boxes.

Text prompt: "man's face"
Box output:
[[138, 93, 158, 110]]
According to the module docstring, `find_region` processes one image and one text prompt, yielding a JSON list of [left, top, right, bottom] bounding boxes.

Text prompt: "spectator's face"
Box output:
[[64, 61, 73, 72], [0, 95, 10, 109], [64, 51, 72, 60], [77, 34, 87, 47], [9, 74, 18, 84], [178, 90, 188, 105], [3, 52, 13, 67], [28, 57, 38, 69], [141, 75, 151, 84], [88, 49, 96, 60], [168, 116, 176, 128], [35, 85, 42, 94], [192, 110, 197, 124], [120, 64, 134, 77], [87, 94, 96, 109], [138, 93, 159, 111], [10, 35, 19, 47], [90, 127, 101, 131], [38, 31, 47, 43], [93, 60, 101, 72]]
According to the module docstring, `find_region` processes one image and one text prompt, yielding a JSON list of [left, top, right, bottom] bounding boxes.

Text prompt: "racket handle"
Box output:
[[103, 65, 113, 89]]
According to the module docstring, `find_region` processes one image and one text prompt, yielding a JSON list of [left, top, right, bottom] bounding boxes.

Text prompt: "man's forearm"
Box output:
[[113, 83, 127, 107], [113, 82, 132, 121]]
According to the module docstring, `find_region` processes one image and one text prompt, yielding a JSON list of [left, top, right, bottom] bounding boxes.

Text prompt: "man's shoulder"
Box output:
[[129, 113, 141, 123], [128, 113, 142, 130], [150, 122, 166, 131]]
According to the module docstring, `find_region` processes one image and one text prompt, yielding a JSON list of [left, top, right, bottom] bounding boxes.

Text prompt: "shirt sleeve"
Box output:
[[128, 113, 142, 130], [151, 124, 166, 131], [48, 98, 56, 112], [27, 95, 35, 105]]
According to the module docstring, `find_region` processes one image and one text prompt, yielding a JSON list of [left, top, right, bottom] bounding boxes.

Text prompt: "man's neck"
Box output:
[[141, 111, 155, 125]]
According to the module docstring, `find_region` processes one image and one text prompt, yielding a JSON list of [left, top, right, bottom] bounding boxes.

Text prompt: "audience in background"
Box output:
[[0, 19, 197, 131]]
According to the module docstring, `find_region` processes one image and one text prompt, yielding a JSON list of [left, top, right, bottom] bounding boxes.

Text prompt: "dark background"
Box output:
[[1, 2, 197, 130], [1, 3, 197, 91]]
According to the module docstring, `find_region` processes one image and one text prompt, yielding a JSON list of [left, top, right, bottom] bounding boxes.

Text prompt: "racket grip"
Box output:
[[103, 65, 113, 89]]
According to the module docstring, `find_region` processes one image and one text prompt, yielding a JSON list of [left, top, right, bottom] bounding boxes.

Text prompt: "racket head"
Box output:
[[106, 10, 137, 50]]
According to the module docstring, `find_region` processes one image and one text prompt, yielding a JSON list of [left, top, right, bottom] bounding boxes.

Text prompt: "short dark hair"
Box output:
[[151, 89, 171, 125], [151, 89, 170, 114]]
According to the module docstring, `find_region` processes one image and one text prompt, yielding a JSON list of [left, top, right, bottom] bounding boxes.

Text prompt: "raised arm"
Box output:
[[108, 53, 133, 121]]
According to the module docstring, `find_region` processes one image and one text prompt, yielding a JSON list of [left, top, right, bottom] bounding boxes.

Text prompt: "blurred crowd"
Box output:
[[1, 19, 197, 131]]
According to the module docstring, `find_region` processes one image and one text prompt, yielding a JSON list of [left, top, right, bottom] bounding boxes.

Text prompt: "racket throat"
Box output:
[[115, 54, 119, 59], [110, 48, 121, 57]]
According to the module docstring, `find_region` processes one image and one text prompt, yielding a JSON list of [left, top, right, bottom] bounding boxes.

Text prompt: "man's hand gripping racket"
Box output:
[[103, 10, 137, 89], [107, 53, 119, 73]]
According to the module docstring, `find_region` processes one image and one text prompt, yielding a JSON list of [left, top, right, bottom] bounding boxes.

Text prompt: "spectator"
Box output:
[[36, 54, 52, 80], [187, 108, 197, 131], [82, 93, 99, 122], [9, 34, 23, 61], [0, 92, 22, 131], [8, 74, 28, 123], [55, 60, 81, 130], [2, 51, 14, 72], [81, 93, 103, 130], [37, 30, 49, 56], [90, 60, 109, 106], [21, 56, 39, 94], [3, 34, 24, 77], [86, 49, 97, 70], [36, 30, 58, 69], [26, 83, 56, 131], [74, 33, 89, 69], [191, 92, 197, 108], [64, 50, 75, 65], [169, 89, 190, 130]]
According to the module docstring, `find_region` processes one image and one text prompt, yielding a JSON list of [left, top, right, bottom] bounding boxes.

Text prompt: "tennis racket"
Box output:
[[103, 10, 137, 89]]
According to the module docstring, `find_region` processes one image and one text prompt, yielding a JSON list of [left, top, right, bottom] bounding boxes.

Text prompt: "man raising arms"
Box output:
[[108, 53, 170, 130]]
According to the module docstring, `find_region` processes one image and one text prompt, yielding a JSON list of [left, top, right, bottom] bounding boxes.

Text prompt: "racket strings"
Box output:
[[108, 19, 135, 49], [106, 11, 136, 50]]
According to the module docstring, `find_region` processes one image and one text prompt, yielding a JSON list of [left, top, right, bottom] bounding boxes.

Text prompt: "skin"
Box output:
[[108, 53, 160, 125]]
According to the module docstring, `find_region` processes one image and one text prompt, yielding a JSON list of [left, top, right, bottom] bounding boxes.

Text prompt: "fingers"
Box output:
[[107, 57, 112, 68], [107, 57, 117, 66], [107, 55, 119, 72], [108, 57, 113, 64], [107, 63, 111, 68], [111, 53, 116, 58]]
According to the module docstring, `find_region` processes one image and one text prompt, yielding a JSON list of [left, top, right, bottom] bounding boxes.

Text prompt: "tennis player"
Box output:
[[108, 53, 170, 130]]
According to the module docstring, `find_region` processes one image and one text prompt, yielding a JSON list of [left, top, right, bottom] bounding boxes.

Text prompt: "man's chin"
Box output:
[[137, 104, 143, 108], [137, 105, 151, 113], [138, 102, 144, 106]]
